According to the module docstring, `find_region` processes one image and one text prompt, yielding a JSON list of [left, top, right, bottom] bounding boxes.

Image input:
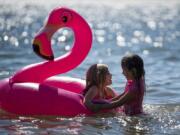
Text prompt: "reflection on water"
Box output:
[[0, 104, 179, 134], [0, 0, 180, 134]]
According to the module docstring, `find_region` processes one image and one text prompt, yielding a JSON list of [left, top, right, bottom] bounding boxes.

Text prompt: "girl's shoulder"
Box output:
[[105, 86, 116, 98], [106, 86, 113, 91], [127, 80, 134, 86], [126, 79, 145, 93], [88, 85, 99, 92], [125, 80, 137, 92], [84, 85, 99, 100]]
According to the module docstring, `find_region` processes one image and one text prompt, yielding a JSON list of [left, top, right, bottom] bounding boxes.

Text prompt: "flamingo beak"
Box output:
[[32, 43, 54, 61]]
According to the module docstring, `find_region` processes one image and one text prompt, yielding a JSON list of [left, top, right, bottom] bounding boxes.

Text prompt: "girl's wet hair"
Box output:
[[82, 64, 109, 96], [121, 54, 145, 80]]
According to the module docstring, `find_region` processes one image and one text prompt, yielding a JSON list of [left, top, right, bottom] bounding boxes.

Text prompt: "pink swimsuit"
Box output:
[[123, 79, 145, 115]]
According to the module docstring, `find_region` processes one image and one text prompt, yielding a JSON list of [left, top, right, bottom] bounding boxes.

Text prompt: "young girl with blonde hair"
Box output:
[[83, 64, 116, 111]]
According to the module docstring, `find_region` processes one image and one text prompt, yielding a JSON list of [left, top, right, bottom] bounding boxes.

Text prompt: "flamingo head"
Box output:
[[32, 7, 73, 61], [32, 6, 92, 65]]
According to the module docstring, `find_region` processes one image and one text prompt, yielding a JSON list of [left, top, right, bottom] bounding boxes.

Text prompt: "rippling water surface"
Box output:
[[0, 0, 180, 134]]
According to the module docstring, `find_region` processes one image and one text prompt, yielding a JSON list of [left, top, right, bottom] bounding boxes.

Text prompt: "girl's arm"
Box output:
[[84, 86, 100, 112], [94, 91, 135, 112], [110, 92, 125, 101], [106, 87, 125, 101]]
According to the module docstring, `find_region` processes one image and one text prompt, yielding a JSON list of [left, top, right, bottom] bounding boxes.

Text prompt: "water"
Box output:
[[0, 0, 180, 134]]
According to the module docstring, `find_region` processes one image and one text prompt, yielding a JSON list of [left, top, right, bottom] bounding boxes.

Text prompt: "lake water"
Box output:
[[0, 0, 180, 134]]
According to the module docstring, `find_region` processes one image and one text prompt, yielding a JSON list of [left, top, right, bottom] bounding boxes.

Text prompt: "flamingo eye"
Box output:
[[61, 11, 72, 23], [62, 16, 68, 23]]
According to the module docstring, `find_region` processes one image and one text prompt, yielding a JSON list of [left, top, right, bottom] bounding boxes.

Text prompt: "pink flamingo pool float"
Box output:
[[0, 7, 116, 116]]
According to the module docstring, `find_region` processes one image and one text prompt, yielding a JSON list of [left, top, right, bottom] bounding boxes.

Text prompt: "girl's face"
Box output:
[[104, 70, 112, 86], [122, 66, 133, 80]]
